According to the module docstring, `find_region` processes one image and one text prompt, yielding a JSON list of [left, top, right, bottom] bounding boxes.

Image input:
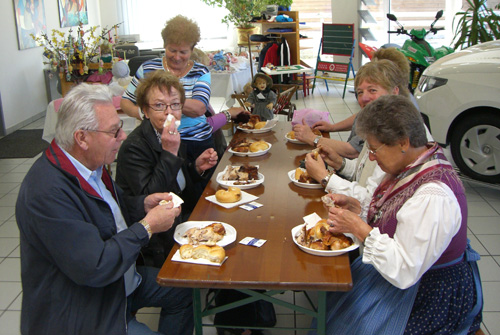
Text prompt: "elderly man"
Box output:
[[15, 84, 193, 335]]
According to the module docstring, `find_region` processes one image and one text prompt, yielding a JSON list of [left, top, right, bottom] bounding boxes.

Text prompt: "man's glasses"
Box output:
[[86, 120, 123, 138], [147, 102, 183, 112], [367, 143, 386, 156]]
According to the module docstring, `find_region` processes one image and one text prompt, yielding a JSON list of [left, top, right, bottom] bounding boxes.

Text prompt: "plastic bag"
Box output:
[[291, 108, 330, 128]]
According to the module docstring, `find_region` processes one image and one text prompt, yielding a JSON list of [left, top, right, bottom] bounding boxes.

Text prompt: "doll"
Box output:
[[244, 73, 277, 121]]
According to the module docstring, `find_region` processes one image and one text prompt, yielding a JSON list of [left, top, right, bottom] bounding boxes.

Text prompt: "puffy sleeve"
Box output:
[[362, 181, 462, 289]]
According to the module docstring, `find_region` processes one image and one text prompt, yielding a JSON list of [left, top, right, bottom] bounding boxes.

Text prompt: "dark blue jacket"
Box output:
[[16, 141, 148, 335]]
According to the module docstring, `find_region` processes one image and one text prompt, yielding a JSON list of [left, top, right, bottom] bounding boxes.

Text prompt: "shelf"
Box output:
[[359, 28, 377, 41], [358, 10, 377, 24]]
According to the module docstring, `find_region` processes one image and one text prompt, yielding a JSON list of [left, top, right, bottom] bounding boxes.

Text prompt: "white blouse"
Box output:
[[362, 181, 462, 289]]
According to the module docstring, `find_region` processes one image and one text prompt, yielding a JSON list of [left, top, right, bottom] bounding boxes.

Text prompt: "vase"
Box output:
[[236, 26, 259, 45]]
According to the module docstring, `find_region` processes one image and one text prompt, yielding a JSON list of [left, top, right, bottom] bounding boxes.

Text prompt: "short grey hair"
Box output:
[[55, 84, 114, 150], [356, 95, 427, 147]]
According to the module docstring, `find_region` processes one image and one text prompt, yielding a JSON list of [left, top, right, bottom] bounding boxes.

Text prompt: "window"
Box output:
[[118, 0, 233, 50]]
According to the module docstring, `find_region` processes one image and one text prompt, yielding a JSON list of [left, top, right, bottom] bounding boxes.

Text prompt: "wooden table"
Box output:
[[157, 121, 353, 334], [261, 65, 314, 97]]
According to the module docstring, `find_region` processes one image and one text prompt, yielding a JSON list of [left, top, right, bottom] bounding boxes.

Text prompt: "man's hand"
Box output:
[[195, 148, 218, 174], [143, 192, 181, 234]]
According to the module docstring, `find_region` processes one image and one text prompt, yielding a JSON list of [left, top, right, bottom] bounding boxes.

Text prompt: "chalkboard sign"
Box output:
[[322, 24, 355, 56]]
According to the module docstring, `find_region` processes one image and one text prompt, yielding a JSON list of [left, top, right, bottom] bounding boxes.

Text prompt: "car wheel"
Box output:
[[450, 114, 500, 183]]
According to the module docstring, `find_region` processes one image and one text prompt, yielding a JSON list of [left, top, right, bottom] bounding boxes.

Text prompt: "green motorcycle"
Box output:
[[387, 10, 454, 93]]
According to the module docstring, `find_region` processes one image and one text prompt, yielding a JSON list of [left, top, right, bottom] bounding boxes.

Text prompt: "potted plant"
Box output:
[[451, 0, 500, 50], [201, 0, 294, 44]]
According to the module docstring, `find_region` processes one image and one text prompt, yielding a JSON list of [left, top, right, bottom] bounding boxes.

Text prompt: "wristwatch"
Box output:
[[313, 135, 322, 147], [139, 219, 152, 239], [321, 172, 332, 188]]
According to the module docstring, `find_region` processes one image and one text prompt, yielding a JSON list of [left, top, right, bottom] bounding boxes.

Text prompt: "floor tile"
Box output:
[[0, 207, 15, 222], [477, 256, 500, 282], [482, 312, 500, 335], [0, 184, 18, 195], [0, 258, 21, 282], [8, 293, 22, 311], [0, 194, 18, 207], [0, 221, 20, 238], [468, 217, 500, 235], [469, 234, 489, 256], [482, 282, 500, 312], [0, 283, 22, 310], [0, 311, 21, 335], [468, 202, 499, 217], [0, 173, 26, 184], [0, 238, 19, 258], [477, 235, 500, 255]]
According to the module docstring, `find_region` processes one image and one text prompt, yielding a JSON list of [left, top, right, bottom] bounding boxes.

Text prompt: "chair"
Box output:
[[230, 92, 251, 113], [114, 45, 140, 60], [272, 84, 297, 121], [127, 55, 157, 77]]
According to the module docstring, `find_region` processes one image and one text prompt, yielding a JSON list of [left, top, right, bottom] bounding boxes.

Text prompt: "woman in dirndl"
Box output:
[[313, 95, 483, 335]]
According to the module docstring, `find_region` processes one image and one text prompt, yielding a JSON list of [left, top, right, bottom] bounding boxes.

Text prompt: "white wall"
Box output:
[[330, 0, 361, 69], [0, 0, 102, 134]]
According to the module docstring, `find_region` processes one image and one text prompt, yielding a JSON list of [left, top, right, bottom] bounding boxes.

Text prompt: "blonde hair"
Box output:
[[372, 47, 410, 82], [161, 15, 200, 48], [354, 59, 409, 98]]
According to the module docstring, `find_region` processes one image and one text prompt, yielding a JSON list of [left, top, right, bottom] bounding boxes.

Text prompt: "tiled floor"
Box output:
[[1, 82, 499, 334]]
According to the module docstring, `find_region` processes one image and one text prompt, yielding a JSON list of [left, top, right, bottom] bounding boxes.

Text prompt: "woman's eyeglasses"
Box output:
[[367, 143, 386, 156], [147, 102, 183, 112]]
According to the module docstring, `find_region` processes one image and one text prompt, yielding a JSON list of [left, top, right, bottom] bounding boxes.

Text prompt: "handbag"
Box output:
[[207, 289, 277, 333]]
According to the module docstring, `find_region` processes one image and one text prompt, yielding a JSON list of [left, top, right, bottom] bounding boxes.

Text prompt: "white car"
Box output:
[[415, 40, 500, 184]]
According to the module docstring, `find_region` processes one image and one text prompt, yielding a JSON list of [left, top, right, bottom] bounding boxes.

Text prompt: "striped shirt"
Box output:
[[122, 58, 212, 141]]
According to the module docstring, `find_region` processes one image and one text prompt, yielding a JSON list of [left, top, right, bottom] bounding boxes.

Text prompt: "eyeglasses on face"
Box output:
[[86, 120, 124, 138], [147, 102, 183, 112], [367, 143, 386, 156]]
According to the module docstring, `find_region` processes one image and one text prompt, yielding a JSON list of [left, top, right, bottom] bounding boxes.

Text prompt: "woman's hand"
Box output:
[[317, 144, 343, 171], [327, 205, 372, 243], [305, 152, 329, 183], [195, 148, 218, 174], [292, 119, 316, 145], [312, 120, 334, 132], [228, 107, 250, 119], [322, 193, 361, 214], [161, 123, 181, 155]]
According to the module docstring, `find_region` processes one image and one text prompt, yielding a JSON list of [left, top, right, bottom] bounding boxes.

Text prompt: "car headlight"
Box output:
[[417, 75, 448, 93]]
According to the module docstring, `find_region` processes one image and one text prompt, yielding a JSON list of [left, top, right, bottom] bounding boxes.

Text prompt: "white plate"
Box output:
[[291, 225, 360, 256], [205, 190, 259, 209], [171, 249, 228, 266], [174, 221, 236, 247], [285, 133, 306, 144], [288, 169, 323, 189], [216, 167, 265, 190], [228, 142, 272, 157], [237, 120, 277, 133]]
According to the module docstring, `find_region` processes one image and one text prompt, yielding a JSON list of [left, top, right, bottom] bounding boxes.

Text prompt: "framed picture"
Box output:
[[13, 0, 47, 50], [58, 0, 88, 28]]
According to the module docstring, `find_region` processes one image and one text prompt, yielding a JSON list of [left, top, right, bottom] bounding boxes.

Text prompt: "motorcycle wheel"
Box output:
[[450, 113, 500, 184]]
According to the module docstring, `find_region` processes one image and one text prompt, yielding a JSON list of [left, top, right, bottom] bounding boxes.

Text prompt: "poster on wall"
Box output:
[[13, 0, 48, 50], [58, 0, 88, 27]]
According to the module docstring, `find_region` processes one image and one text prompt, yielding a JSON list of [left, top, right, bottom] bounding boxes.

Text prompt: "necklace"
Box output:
[[163, 56, 192, 78]]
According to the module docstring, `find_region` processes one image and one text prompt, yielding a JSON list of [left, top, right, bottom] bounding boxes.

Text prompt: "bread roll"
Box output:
[[249, 141, 269, 152], [287, 131, 296, 139], [215, 186, 242, 203], [254, 121, 267, 129], [179, 244, 226, 263]]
